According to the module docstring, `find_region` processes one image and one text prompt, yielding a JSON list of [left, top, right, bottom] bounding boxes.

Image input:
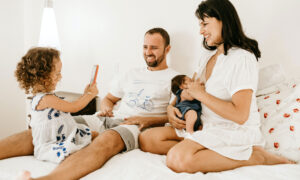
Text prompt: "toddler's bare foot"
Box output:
[[253, 146, 295, 165], [16, 170, 32, 180], [92, 131, 99, 140]]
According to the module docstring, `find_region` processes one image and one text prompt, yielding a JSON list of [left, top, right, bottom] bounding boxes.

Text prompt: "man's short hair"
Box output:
[[145, 27, 170, 47]]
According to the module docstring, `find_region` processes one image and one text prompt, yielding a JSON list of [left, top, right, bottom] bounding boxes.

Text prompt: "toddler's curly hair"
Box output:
[[15, 47, 60, 94]]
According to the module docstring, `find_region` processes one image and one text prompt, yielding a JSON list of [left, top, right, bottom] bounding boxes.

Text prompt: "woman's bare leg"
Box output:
[[0, 130, 33, 159], [166, 139, 293, 173], [139, 126, 183, 155]]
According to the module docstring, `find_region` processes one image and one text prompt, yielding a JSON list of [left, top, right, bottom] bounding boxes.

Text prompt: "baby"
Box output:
[[171, 75, 202, 133]]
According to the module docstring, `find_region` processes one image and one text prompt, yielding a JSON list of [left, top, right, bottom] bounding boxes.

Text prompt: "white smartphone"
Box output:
[[90, 65, 99, 85]]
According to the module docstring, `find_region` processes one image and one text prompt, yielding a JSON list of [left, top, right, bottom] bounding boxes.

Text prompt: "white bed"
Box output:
[[1, 64, 300, 180], [0, 149, 300, 180]]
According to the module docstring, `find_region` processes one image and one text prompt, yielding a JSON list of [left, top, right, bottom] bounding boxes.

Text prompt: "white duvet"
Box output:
[[0, 149, 299, 180]]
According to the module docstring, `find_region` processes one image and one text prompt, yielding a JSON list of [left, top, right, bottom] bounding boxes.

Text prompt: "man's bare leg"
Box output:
[[31, 129, 125, 180], [0, 130, 33, 160], [139, 126, 183, 155]]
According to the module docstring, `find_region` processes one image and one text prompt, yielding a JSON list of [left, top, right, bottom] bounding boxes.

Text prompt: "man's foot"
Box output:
[[252, 146, 295, 165], [16, 170, 31, 180]]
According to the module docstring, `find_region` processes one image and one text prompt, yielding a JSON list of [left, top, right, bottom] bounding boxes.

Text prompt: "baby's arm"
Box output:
[[184, 110, 198, 133], [37, 84, 98, 113]]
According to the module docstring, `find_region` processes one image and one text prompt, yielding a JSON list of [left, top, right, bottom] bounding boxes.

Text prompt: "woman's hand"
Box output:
[[187, 78, 206, 101], [167, 105, 186, 129]]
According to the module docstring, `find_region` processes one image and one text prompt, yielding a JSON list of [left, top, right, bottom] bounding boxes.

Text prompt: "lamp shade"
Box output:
[[38, 3, 60, 50]]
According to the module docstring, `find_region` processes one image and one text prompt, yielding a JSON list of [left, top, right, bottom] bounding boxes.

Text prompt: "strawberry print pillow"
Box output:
[[257, 78, 300, 163]]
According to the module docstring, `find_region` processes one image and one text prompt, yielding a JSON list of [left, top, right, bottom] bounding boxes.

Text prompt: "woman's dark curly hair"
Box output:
[[15, 47, 60, 94]]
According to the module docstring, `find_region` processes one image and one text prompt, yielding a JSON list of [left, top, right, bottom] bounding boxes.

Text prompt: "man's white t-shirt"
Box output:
[[109, 67, 179, 119]]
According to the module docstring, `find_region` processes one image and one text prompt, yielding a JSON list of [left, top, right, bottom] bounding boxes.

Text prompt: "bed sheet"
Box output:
[[0, 149, 299, 180]]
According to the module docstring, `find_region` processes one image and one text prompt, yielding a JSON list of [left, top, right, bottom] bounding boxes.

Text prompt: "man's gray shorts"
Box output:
[[74, 115, 140, 152]]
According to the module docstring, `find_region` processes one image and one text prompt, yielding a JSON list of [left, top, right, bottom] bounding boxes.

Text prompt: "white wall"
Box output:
[[0, 0, 26, 138], [23, 0, 202, 97], [1, 0, 300, 138], [35, 0, 300, 96], [233, 0, 300, 78]]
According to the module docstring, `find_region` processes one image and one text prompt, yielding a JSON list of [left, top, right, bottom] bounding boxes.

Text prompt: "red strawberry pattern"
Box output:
[[264, 96, 270, 100], [283, 113, 290, 118], [276, 100, 280, 105], [258, 83, 300, 155]]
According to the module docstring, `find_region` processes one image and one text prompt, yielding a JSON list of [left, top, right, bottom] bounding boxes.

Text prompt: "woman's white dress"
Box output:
[[177, 48, 264, 160]]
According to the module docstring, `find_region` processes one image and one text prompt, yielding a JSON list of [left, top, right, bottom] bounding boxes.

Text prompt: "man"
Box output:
[[2, 27, 178, 180]]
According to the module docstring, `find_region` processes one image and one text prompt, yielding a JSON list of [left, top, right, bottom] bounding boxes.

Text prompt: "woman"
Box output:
[[139, 0, 293, 173]]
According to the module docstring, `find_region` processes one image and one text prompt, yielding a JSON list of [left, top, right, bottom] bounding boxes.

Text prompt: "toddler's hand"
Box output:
[[84, 83, 98, 97], [90, 83, 99, 96]]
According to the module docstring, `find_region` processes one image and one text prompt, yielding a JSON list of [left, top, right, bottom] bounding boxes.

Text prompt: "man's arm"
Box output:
[[121, 115, 168, 130], [98, 93, 121, 117]]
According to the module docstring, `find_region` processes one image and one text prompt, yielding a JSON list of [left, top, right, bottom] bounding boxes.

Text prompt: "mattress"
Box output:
[[0, 149, 299, 180]]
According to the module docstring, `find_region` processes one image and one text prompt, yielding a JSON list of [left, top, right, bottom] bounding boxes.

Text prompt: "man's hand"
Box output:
[[121, 116, 151, 130], [98, 93, 120, 117]]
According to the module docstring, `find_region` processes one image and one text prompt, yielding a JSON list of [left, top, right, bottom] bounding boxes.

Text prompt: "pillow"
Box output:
[[257, 64, 286, 96], [257, 78, 300, 162], [55, 91, 101, 115]]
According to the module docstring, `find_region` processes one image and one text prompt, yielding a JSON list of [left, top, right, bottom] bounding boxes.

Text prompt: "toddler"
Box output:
[[171, 75, 202, 133], [15, 47, 99, 164]]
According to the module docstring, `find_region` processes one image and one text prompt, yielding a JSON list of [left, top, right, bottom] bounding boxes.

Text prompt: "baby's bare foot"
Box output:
[[16, 170, 31, 180]]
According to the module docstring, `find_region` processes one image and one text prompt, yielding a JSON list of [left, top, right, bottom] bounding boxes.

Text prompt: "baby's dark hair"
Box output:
[[15, 47, 60, 94], [171, 75, 186, 95]]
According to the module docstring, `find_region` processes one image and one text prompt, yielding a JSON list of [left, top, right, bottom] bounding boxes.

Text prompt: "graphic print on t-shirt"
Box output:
[[125, 89, 154, 111]]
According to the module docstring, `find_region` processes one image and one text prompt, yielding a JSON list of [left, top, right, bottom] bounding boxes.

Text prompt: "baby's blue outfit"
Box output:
[[30, 93, 92, 163], [175, 89, 202, 131]]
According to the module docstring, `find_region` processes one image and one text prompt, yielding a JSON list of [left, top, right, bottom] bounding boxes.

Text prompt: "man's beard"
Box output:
[[144, 51, 165, 67]]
